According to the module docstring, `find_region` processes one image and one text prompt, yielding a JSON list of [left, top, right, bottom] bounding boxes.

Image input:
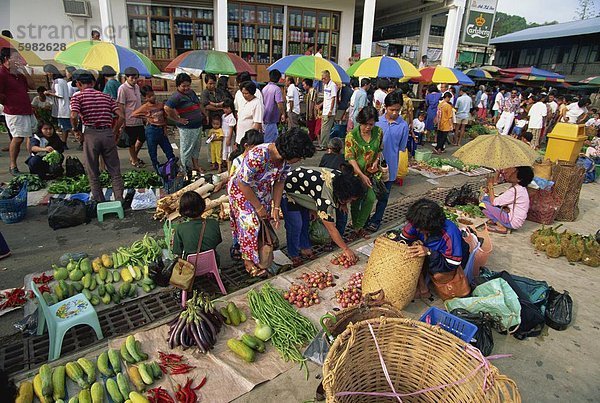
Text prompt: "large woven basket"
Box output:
[[322, 290, 403, 338], [362, 237, 424, 310], [323, 317, 521, 403], [552, 161, 585, 221]]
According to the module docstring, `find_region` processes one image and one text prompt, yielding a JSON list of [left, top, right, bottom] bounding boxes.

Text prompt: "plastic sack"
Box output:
[[131, 189, 158, 210], [58, 252, 89, 266], [303, 330, 331, 365], [13, 313, 38, 336], [309, 219, 331, 245], [450, 308, 495, 356], [397, 149, 409, 178], [445, 278, 521, 332], [545, 288, 573, 331], [65, 156, 85, 177], [48, 198, 90, 230]]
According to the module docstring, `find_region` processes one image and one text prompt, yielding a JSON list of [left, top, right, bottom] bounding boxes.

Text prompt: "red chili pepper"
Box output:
[[193, 377, 206, 391], [0, 288, 29, 310]]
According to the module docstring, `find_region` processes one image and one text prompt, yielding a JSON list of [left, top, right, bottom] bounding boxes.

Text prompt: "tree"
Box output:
[[492, 12, 559, 38], [574, 0, 600, 19]]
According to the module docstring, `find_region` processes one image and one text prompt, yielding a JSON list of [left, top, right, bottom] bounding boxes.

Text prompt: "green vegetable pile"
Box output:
[[48, 175, 91, 194], [466, 123, 493, 138], [456, 204, 485, 218], [8, 174, 46, 192], [48, 170, 163, 194], [444, 208, 459, 224], [428, 157, 479, 172], [42, 150, 62, 165], [248, 283, 316, 377]]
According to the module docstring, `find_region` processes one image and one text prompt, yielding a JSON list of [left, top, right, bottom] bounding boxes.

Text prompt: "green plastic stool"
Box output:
[[31, 281, 103, 361], [97, 201, 124, 222]]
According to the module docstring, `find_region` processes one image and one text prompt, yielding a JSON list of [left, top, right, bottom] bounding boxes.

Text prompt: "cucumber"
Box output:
[[227, 302, 241, 326], [241, 334, 266, 353], [227, 339, 255, 362]]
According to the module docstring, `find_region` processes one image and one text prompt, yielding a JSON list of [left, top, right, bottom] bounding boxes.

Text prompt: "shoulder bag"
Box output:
[[431, 266, 471, 301], [257, 218, 279, 269], [169, 220, 206, 291]]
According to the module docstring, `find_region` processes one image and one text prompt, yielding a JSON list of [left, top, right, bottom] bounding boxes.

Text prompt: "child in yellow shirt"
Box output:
[[206, 115, 224, 171]]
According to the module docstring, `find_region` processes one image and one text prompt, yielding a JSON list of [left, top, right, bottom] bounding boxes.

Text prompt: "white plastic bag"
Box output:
[[131, 189, 157, 210]]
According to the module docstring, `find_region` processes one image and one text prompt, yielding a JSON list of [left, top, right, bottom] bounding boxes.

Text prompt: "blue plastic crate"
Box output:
[[0, 182, 27, 224], [419, 306, 478, 342]]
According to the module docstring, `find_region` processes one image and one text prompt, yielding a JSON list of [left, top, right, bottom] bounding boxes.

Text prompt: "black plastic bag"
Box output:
[[445, 184, 479, 207], [117, 129, 131, 148], [48, 198, 90, 230], [65, 156, 85, 177], [450, 308, 495, 356], [47, 163, 64, 179], [372, 177, 389, 201], [148, 258, 172, 287], [545, 288, 573, 331]]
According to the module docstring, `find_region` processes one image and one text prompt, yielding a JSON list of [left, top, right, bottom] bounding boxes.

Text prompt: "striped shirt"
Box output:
[[70, 88, 118, 127]]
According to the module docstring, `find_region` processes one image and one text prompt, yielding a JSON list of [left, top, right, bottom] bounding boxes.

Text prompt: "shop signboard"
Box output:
[[462, 0, 498, 46]]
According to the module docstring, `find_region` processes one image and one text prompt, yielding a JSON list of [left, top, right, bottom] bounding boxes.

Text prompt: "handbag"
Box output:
[[257, 218, 279, 269], [169, 220, 206, 291], [371, 177, 389, 201], [431, 266, 471, 300]]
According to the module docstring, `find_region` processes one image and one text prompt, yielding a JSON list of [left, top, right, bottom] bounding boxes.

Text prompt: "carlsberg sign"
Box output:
[[462, 0, 498, 46]]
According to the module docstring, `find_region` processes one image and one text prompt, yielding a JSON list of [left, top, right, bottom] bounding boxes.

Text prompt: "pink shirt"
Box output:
[[117, 82, 143, 127], [494, 185, 529, 229]]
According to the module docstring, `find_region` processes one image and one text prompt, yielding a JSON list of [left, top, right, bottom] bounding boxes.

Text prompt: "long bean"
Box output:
[[247, 283, 316, 366]]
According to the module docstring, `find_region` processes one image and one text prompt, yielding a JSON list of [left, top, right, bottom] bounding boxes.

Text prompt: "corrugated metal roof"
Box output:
[[490, 17, 600, 44]]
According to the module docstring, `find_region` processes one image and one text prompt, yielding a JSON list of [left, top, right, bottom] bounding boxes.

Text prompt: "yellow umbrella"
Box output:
[[0, 35, 45, 66], [453, 134, 539, 169]]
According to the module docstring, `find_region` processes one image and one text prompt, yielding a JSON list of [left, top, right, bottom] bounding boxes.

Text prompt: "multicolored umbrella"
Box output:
[[499, 66, 564, 80], [453, 134, 538, 169], [0, 35, 45, 66], [513, 74, 564, 83], [346, 56, 421, 79], [413, 66, 475, 85], [480, 65, 501, 73], [268, 55, 350, 84], [580, 76, 600, 85], [464, 68, 493, 79], [55, 40, 160, 76], [165, 50, 256, 76]]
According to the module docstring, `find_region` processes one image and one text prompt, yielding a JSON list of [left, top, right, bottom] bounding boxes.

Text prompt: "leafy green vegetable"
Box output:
[[48, 175, 91, 194], [48, 170, 162, 194], [456, 204, 485, 218], [42, 151, 62, 165], [8, 174, 46, 192], [444, 208, 459, 224]]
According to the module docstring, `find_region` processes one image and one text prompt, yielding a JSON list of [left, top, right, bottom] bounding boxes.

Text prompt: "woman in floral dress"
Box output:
[[228, 128, 315, 276], [345, 105, 384, 239]]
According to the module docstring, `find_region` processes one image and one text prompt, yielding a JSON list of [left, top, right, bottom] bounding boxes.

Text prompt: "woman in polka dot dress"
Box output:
[[282, 164, 366, 267], [228, 128, 315, 276]]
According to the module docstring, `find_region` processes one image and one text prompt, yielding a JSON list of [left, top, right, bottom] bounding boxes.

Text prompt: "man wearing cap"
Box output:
[[101, 65, 120, 100], [117, 67, 145, 167], [0, 48, 36, 175], [70, 70, 125, 202], [43, 64, 72, 148]]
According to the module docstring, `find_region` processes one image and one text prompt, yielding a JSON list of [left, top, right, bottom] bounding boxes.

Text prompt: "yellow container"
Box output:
[[545, 123, 587, 164]]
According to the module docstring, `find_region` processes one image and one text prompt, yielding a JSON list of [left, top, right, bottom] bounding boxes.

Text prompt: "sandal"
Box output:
[[364, 223, 379, 233], [488, 225, 509, 234], [300, 249, 316, 260], [291, 256, 304, 268], [245, 261, 267, 277], [230, 246, 242, 261]]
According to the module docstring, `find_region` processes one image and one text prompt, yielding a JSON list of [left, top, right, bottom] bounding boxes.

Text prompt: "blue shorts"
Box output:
[[57, 118, 72, 131], [263, 122, 279, 143]]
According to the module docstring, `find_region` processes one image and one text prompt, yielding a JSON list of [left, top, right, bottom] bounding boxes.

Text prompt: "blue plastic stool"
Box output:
[[31, 281, 104, 361], [97, 201, 124, 222]]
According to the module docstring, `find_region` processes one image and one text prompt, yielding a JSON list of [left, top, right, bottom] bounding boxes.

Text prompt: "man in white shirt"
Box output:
[[492, 87, 506, 124], [373, 78, 389, 114], [418, 55, 428, 69], [318, 70, 337, 150], [453, 87, 473, 146], [527, 95, 547, 149], [547, 92, 558, 114], [285, 76, 300, 129]]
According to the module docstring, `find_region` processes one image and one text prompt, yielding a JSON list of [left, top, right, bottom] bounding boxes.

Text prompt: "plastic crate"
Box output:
[[419, 306, 477, 342], [0, 182, 27, 224]]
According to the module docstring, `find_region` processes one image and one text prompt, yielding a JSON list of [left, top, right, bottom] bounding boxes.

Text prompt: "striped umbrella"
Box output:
[[165, 50, 256, 76], [480, 65, 501, 73], [268, 55, 350, 84], [464, 68, 493, 79], [346, 56, 421, 79], [513, 74, 565, 83], [413, 66, 475, 85], [0, 35, 45, 66], [580, 76, 600, 85], [55, 40, 160, 76]]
